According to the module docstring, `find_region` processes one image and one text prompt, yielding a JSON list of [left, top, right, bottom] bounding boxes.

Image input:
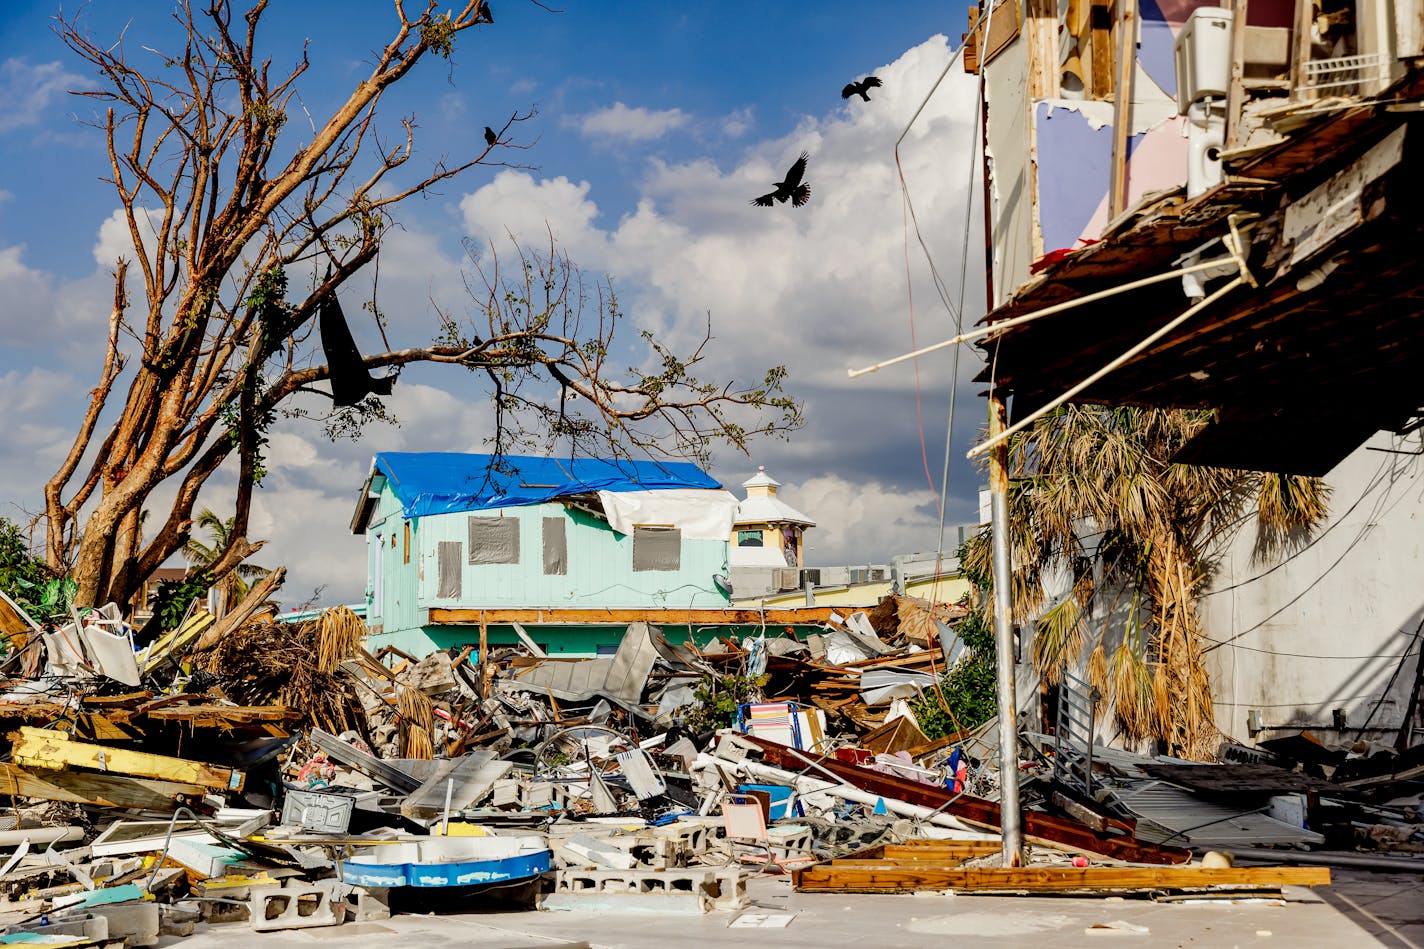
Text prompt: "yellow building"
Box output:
[[728, 467, 814, 570]]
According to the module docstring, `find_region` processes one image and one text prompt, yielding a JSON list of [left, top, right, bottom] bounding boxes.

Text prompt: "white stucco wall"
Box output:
[[1200, 433, 1424, 746]]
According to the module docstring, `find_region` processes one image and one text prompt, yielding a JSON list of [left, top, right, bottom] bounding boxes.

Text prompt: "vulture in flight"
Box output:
[[841, 75, 883, 101], [751, 152, 811, 208], [484, 126, 497, 147]]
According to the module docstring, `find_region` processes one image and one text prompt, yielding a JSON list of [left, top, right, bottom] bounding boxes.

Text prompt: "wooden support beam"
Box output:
[[794, 863, 1331, 893], [1109, 0, 1138, 218], [428, 607, 839, 626], [0, 761, 205, 810], [10, 728, 243, 792], [744, 735, 1192, 865]]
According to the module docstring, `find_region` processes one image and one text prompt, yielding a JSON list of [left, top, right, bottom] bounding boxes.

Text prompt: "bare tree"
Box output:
[[42, 1, 801, 611]]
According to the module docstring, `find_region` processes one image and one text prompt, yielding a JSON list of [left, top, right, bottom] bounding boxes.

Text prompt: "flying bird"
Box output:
[[484, 126, 497, 147], [751, 152, 811, 208], [841, 75, 883, 101]]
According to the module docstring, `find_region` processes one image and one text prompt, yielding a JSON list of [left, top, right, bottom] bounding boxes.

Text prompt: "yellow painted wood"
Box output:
[[795, 863, 1331, 893], [12, 726, 244, 792]]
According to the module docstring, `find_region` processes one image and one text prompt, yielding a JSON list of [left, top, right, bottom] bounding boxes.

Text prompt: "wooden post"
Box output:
[[478, 610, 489, 700], [1109, 0, 1138, 218], [1226, 0, 1251, 149], [1291, 0, 1314, 100]]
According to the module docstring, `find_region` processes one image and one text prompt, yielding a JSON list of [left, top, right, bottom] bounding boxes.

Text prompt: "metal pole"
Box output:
[[988, 390, 1023, 867]]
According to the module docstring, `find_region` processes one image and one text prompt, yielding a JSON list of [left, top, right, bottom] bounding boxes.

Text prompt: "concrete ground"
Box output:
[[168, 868, 1421, 949]]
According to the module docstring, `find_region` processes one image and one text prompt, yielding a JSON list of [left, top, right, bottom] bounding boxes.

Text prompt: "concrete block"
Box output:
[[56, 901, 161, 947], [344, 885, 391, 922], [249, 879, 344, 932], [714, 870, 749, 911], [4, 916, 109, 941], [550, 868, 718, 912]]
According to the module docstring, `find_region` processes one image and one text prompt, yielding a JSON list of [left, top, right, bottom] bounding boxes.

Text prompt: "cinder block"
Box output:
[[550, 868, 718, 912], [714, 870, 748, 911], [344, 885, 391, 922], [57, 901, 160, 947], [249, 879, 344, 932]]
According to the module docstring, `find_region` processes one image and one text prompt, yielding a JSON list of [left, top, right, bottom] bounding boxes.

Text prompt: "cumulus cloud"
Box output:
[[569, 102, 689, 141], [720, 107, 755, 138], [778, 474, 941, 566], [0, 59, 83, 134]]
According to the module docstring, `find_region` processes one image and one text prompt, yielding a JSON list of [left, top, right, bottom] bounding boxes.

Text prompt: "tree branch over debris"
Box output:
[[41, 1, 801, 612]]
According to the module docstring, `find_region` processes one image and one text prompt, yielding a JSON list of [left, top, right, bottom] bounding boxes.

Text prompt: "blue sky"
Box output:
[[0, 1, 986, 605]]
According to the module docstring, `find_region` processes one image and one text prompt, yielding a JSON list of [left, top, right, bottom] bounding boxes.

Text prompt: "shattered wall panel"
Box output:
[[468, 516, 520, 565], [437, 541, 463, 598], [543, 517, 567, 575]]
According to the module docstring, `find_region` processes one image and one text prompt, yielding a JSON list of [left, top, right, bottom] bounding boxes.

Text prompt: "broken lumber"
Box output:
[[11, 726, 244, 792], [743, 735, 1191, 865], [0, 762, 206, 810], [793, 863, 1332, 894]]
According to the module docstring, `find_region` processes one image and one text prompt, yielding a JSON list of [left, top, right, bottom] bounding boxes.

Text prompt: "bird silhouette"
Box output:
[[841, 75, 883, 101], [476, 2, 494, 24], [751, 152, 811, 208], [484, 126, 497, 147]]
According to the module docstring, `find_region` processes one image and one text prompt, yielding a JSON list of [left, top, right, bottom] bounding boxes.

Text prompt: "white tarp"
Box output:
[[597, 488, 738, 541]]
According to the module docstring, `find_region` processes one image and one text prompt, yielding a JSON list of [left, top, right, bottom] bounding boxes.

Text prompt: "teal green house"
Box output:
[[351, 453, 742, 657]]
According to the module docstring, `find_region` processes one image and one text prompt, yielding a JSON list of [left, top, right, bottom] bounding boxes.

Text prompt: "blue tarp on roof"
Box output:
[[372, 452, 722, 519]]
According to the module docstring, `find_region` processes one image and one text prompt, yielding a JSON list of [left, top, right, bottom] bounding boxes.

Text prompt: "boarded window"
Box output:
[[468, 516, 520, 564], [632, 526, 681, 572], [437, 541, 463, 598], [737, 529, 763, 547], [542, 517, 567, 575], [403, 522, 411, 564]]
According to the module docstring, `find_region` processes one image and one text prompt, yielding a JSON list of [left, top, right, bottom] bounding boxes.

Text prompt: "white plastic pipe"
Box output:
[[0, 827, 85, 848], [847, 258, 1235, 379], [968, 275, 1244, 459]]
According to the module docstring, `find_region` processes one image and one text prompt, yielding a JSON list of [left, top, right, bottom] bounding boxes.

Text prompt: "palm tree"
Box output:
[[183, 509, 273, 617], [964, 406, 1329, 759]]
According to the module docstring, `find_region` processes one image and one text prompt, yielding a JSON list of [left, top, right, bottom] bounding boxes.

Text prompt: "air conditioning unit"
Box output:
[[776, 568, 801, 591], [801, 568, 822, 587]]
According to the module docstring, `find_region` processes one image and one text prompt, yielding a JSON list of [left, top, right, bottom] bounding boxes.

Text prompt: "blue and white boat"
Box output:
[[342, 834, 550, 889]]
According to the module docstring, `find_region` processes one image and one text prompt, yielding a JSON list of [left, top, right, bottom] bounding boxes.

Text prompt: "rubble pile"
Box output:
[[0, 595, 1412, 941]]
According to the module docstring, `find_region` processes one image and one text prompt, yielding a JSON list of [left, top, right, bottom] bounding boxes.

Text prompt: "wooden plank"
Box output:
[[11, 727, 244, 792], [0, 761, 205, 810], [1109, 0, 1138, 218], [428, 607, 838, 626], [794, 864, 1331, 893]]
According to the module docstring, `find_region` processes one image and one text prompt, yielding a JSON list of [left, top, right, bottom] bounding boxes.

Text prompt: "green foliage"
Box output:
[[422, 13, 457, 58], [910, 585, 999, 740], [151, 570, 212, 632], [0, 518, 66, 621], [685, 671, 769, 734]]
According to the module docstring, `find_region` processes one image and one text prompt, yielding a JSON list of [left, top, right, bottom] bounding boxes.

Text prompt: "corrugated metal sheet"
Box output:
[[1115, 781, 1325, 848]]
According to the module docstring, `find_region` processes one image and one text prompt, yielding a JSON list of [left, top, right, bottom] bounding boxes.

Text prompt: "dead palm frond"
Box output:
[[1033, 588, 1089, 684]]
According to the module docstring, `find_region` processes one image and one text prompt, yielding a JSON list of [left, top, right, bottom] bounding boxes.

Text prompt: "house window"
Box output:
[[468, 516, 519, 564], [403, 522, 410, 564], [542, 517, 567, 575], [437, 541, 463, 598], [737, 529, 764, 547], [633, 526, 681, 571]]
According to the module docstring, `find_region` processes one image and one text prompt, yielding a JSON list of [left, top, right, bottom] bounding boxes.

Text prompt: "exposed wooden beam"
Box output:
[[12, 726, 244, 792], [428, 607, 838, 626], [1109, 0, 1138, 217], [794, 864, 1331, 893], [0, 761, 205, 810]]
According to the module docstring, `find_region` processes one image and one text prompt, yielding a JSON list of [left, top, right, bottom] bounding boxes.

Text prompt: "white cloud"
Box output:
[[0, 59, 83, 134], [459, 170, 606, 265], [720, 107, 755, 138], [569, 102, 689, 141], [779, 475, 940, 566]]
